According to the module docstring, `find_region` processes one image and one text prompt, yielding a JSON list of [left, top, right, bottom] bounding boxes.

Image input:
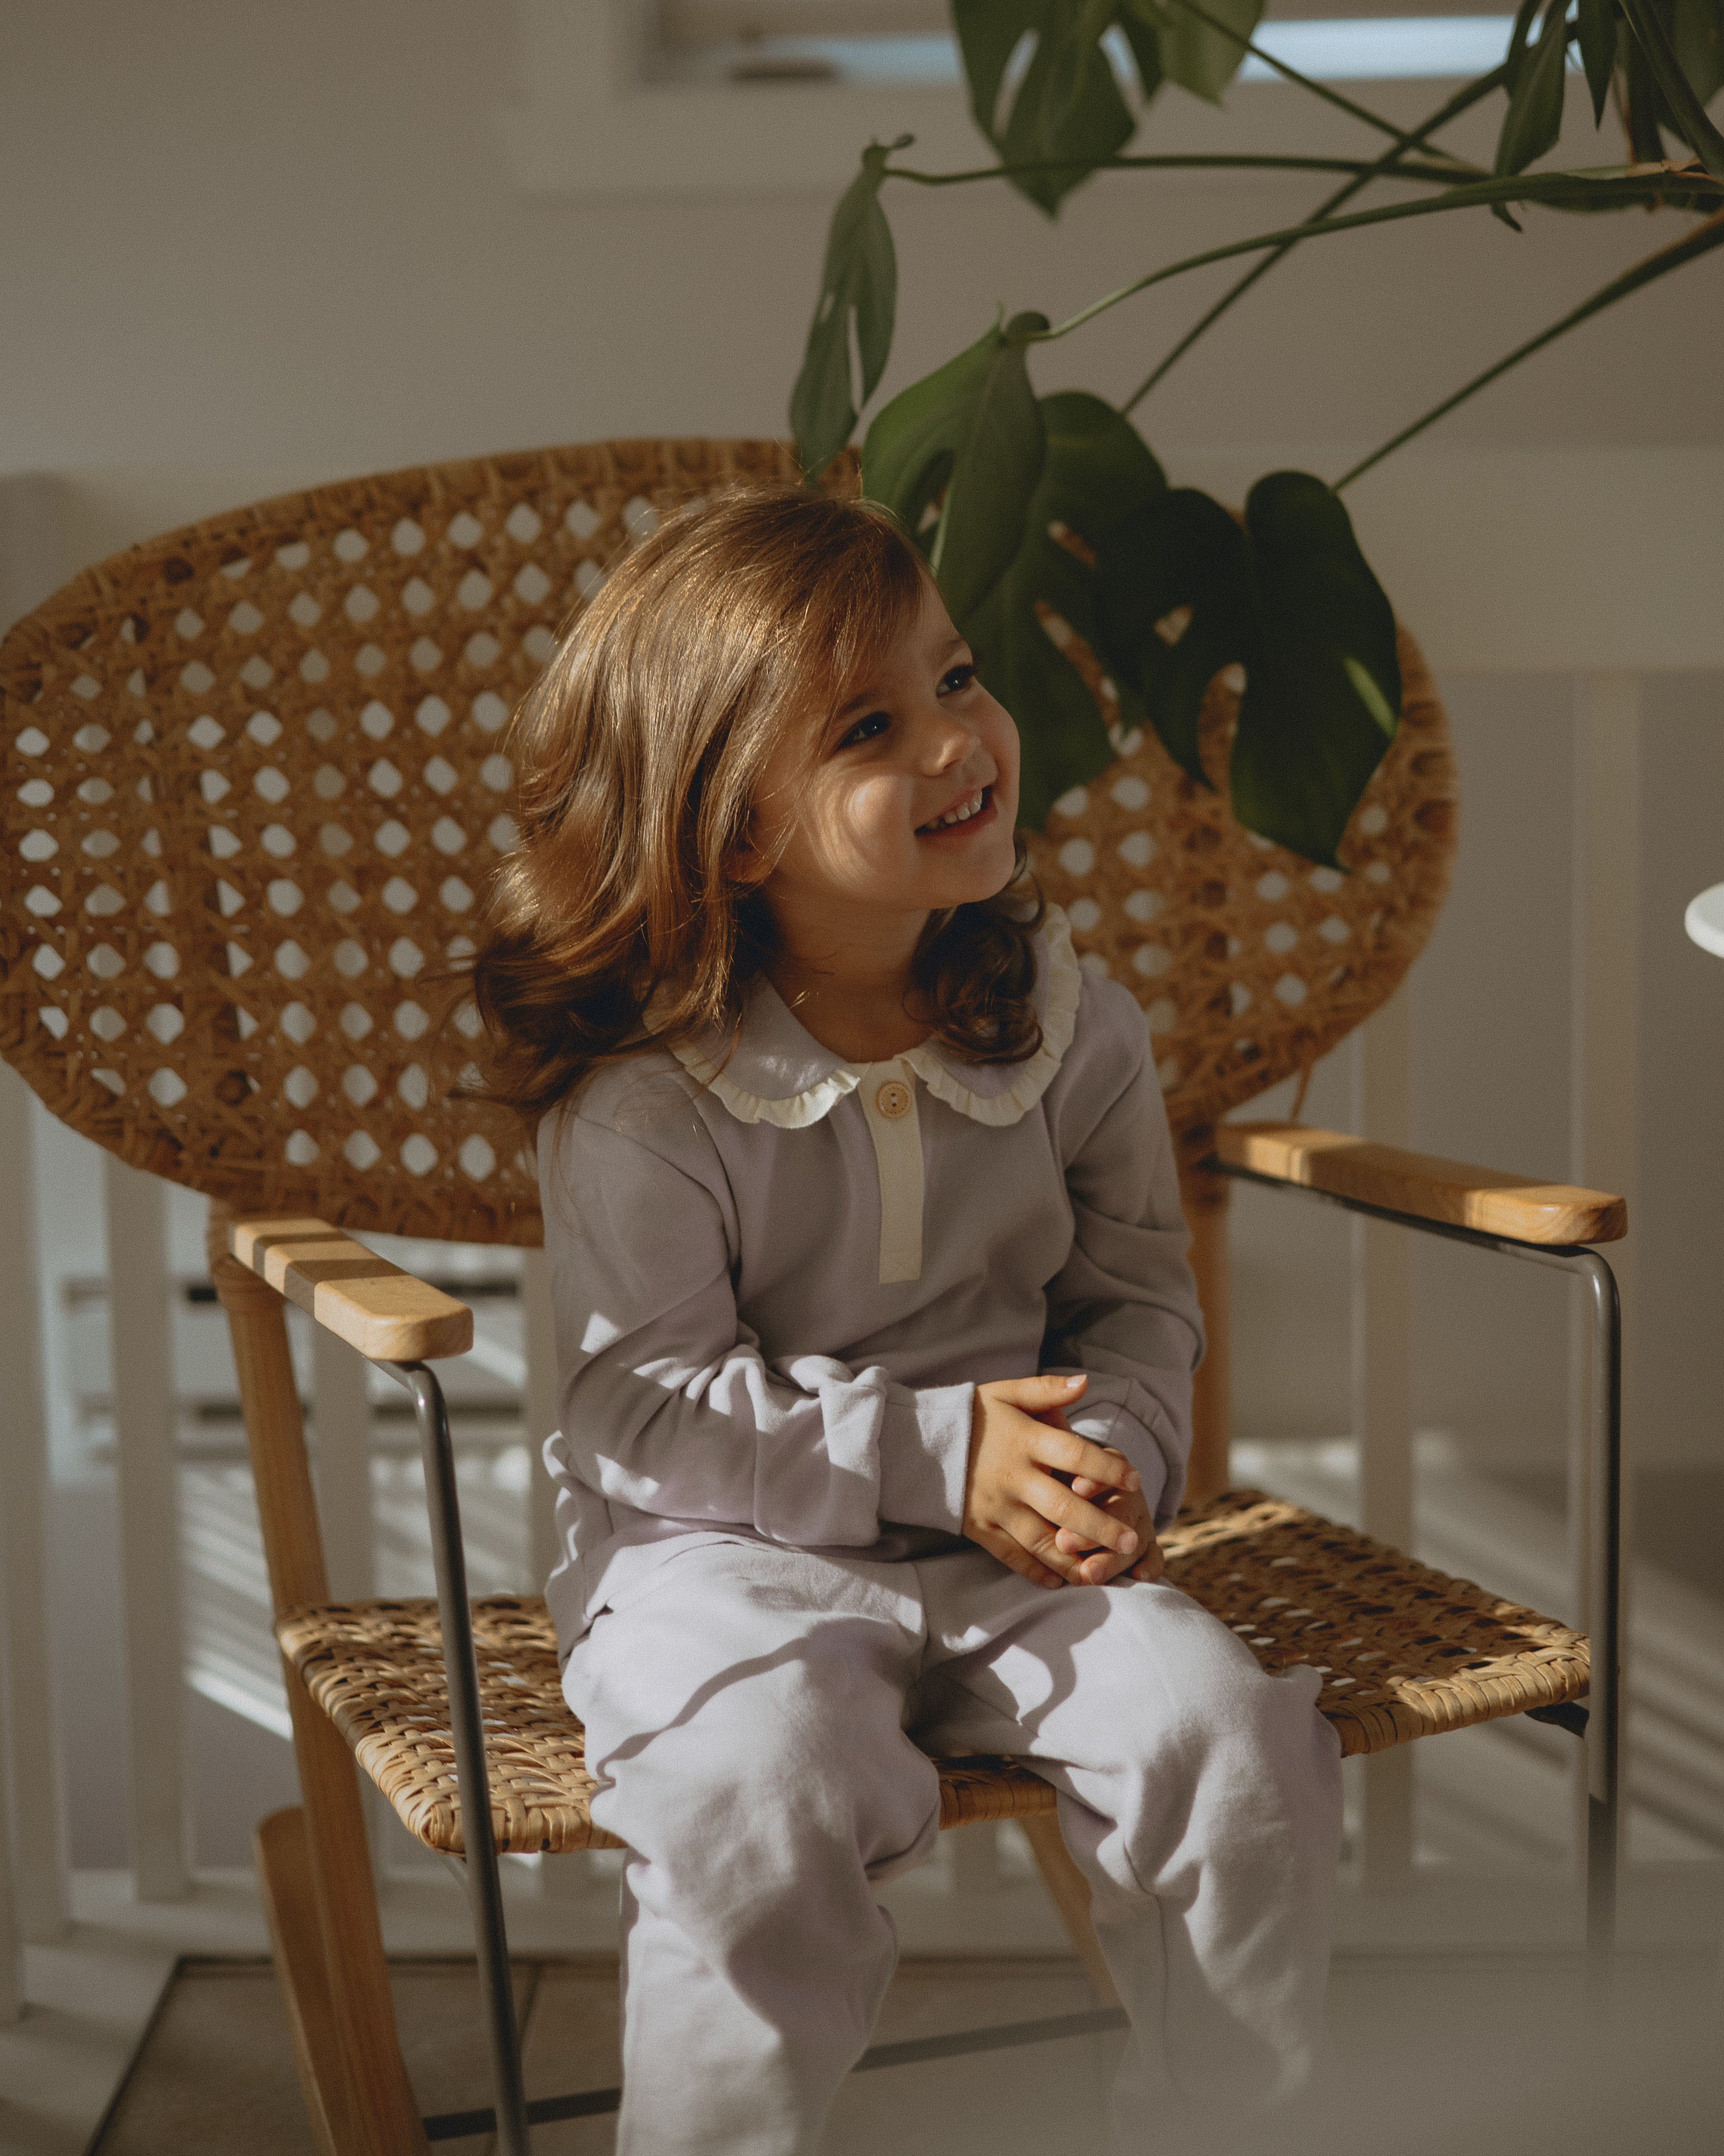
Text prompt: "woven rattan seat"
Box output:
[[278, 1488, 1589, 1858]]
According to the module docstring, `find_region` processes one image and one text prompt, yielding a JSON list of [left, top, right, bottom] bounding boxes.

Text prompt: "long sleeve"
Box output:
[[540, 1103, 975, 1548], [1042, 1018, 1205, 1527]]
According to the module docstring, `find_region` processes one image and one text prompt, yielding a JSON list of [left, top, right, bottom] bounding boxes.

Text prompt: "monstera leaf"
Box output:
[[952, 0, 1261, 213], [1095, 472, 1400, 867], [1230, 474, 1401, 864], [1505, 0, 1724, 179], [1495, 0, 1572, 190], [953, 0, 1137, 213], [790, 141, 902, 480], [1576, 0, 1619, 123], [1140, 0, 1265, 104], [861, 313, 1049, 623], [1617, 0, 1724, 174], [960, 392, 1167, 826], [1094, 488, 1254, 785]]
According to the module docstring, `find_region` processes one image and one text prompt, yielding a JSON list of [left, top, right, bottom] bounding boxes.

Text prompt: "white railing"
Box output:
[[0, 1064, 69, 2013]]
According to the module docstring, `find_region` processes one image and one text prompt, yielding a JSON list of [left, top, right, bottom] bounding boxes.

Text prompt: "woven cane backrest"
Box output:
[[0, 437, 1455, 1242]]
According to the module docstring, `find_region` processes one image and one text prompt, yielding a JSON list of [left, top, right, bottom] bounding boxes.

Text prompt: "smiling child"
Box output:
[[469, 487, 1342, 2155]]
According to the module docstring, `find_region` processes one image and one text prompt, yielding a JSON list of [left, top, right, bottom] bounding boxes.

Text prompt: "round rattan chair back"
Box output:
[[0, 438, 1455, 1242]]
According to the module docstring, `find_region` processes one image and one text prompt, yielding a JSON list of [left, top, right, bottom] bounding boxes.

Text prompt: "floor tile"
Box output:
[[90, 1956, 537, 2156], [824, 1960, 1112, 2156], [84, 1943, 1724, 2156], [513, 1959, 622, 2155], [90, 1961, 317, 2156], [513, 1955, 1108, 2156]]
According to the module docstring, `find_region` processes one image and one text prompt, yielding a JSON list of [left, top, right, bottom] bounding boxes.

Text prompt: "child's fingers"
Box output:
[[1054, 1523, 1118, 1555], [1014, 1478, 1139, 1559], [981, 1495, 1118, 1587], [985, 1372, 1089, 1415], [1028, 1427, 1140, 1494], [1054, 1500, 1123, 1554], [1000, 1513, 1102, 1586], [970, 1520, 1066, 1590], [1056, 1484, 1160, 1581], [1056, 1481, 1137, 1553]]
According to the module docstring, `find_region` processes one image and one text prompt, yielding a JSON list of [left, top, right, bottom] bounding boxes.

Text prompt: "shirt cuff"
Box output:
[[878, 1380, 974, 1535]]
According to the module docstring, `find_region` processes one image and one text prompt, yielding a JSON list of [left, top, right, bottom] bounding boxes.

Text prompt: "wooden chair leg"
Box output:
[[210, 1211, 428, 2156], [1181, 1162, 1232, 1509], [256, 1807, 359, 2156], [285, 1663, 429, 2155], [1021, 1812, 1121, 2009]]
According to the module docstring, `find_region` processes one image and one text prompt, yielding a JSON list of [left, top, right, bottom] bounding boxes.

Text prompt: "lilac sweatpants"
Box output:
[[564, 1539, 1342, 2155]]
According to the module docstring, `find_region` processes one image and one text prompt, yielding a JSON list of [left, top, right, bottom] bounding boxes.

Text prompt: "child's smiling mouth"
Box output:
[[916, 785, 995, 838]]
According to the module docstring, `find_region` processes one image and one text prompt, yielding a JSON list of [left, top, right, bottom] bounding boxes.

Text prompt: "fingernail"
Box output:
[[1124, 1470, 1141, 1491], [1063, 1375, 1083, 1390], [1119, 1531, 1138, 1554]]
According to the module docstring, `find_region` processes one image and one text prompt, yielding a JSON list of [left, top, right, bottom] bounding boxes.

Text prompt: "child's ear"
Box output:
[[728, 793, 793, 888], [725, 832, 774, 890]]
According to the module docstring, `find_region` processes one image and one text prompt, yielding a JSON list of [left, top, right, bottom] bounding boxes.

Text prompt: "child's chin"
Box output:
[[940, 852, 1018, 905]]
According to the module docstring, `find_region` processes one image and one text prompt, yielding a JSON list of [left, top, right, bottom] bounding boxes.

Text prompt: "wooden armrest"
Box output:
[[227, 1216, 475, 1361], [1213, 1124, 1627, 1246]]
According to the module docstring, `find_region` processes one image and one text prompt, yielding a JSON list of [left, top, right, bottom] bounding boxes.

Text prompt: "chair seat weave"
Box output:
[[276, 1490, 1590, 1857]]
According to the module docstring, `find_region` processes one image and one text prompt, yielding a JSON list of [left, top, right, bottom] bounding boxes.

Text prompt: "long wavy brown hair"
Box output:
[[466, 486, 1045, 1126]]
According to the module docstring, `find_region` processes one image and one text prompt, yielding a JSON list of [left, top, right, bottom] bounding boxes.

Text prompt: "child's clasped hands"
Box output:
[[963, 1371, 1165, 1590]]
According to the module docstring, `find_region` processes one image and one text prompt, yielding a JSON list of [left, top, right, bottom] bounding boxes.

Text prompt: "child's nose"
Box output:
[[924, 709, 982, 768]]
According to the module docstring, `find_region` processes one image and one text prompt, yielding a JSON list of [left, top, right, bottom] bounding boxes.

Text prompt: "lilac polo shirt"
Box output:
[[538, 908, 1204, 1646]]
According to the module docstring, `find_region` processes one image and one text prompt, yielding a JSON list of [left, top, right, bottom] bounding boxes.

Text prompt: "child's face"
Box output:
[[753, 578, 1021, 933]]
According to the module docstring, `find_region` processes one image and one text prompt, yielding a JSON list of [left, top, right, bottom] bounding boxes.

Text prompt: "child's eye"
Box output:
[[939, 662, 978, 696], [837, 710, 889, 750]]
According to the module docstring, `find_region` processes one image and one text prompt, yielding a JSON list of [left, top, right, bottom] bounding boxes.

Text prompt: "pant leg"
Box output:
[[914, 1551, 1342, 2147], [564, 1542, 939, 2156]]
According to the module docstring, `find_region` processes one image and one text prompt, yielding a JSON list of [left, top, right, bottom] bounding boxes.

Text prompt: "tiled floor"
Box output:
[[91, 1955, 1105, 2156], [91, 1946, 1723, 2156]]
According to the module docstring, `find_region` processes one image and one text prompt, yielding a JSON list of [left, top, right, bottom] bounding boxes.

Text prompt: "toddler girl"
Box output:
[[470, 488, 1341, 2154]]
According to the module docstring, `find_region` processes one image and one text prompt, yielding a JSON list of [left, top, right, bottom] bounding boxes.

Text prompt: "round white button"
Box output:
[[875, 1080, 912, 1120]]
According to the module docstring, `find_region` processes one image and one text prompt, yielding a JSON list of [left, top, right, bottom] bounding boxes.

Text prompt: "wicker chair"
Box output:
[[0, 439, 1624, 2155]]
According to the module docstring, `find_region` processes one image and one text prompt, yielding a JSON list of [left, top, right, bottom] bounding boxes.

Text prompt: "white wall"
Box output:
[[2, 1, 1722, 479]]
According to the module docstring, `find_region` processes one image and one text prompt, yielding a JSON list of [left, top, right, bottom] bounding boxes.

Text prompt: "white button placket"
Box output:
[[856, 1059, 925, 1284]]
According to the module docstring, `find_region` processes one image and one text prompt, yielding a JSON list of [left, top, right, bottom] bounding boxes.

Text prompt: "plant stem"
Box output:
[[1031, 171, 1723, 344], [882, 152, 1480, 188], [1121, 64, 1509, 415], [1332, 207, 1724, 487]]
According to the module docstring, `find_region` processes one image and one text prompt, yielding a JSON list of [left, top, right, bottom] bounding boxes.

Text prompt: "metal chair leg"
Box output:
[[1214, 1163, 1627, 2006], [1576, 1253, 1622, 2006], [394, 1363, 531, 2156]]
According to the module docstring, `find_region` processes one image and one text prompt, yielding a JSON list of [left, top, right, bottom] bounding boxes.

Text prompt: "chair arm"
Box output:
[[227, 1216, 474, 1361], [1212, 1123, 1627, 1246]]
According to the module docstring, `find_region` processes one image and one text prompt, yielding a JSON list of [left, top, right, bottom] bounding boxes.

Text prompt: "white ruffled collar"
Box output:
[[662, 906, 1082, 1131]]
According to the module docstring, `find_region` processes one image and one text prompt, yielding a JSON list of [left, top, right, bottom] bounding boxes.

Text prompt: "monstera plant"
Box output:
[[790, 0, 1724, 863]]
